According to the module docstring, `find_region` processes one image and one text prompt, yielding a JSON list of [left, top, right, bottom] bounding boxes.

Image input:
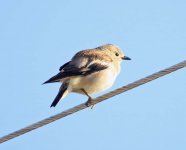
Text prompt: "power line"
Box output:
[[0, 60, 186, 144]]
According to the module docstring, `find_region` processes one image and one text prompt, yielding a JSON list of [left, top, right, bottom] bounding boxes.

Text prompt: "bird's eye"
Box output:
[[115, 52, 119, 56]]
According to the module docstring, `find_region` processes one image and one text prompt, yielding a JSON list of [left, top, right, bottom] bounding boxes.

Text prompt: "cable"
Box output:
[[0, 60, 186, 144]]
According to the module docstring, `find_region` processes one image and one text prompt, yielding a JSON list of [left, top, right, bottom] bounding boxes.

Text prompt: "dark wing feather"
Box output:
[[43, 63, 108, 84], [59, 61, 71, 71], [43, 65, 83, 84], [82, 63, 108, 75]]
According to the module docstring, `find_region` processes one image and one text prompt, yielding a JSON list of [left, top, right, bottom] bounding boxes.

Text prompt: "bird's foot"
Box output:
[[85, 98, 95, 109]]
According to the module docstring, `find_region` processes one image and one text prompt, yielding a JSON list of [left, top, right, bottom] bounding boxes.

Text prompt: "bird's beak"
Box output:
[[122, 56, 131, 60]]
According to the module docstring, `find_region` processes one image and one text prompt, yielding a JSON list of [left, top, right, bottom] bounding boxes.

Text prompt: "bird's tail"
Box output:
[[50, 82, 69, 107]]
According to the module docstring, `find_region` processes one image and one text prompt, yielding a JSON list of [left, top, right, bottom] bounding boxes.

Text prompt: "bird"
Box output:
[[43, 44, 131, 108]]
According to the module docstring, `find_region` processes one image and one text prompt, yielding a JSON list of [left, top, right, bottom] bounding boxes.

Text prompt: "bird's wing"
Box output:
[[82, 63, 108, 75], [43, 61, 108, 84], [59, 61, 71, 71]]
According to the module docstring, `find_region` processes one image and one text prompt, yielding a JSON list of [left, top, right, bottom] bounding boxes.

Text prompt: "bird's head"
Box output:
[[99, 44, 131, 63]]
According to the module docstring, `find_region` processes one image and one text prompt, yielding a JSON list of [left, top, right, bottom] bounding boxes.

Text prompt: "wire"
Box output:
[[0, 60, 186, 144]]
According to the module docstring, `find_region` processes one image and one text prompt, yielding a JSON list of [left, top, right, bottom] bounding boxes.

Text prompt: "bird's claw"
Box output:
[[85, 98, 92, 107], [85, 98, 95, 109]]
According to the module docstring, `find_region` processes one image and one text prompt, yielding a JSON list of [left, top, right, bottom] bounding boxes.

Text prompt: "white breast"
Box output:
[[69, 64, 120, 94]]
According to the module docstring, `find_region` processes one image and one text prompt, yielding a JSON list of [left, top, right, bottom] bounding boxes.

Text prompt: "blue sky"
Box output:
[[0, 0, 186, 149]]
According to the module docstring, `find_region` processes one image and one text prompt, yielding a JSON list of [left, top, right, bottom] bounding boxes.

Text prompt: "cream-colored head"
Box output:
[[96, 44, 131, 63]]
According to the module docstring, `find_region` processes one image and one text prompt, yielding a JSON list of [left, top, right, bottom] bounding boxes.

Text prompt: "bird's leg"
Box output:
[[81, 89, 95, 108]]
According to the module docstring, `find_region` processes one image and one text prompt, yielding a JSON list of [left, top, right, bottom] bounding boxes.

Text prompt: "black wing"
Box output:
[[43, 63, 108, 84], [59, 61, 71, 71], [82, 63, 108, 75]]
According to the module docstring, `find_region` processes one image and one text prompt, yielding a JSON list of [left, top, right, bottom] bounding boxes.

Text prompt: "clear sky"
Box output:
[[0, 0, 186, 150]]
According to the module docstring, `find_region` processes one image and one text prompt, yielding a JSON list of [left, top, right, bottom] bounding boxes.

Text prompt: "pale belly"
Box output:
[[69, 68, 118, 94]]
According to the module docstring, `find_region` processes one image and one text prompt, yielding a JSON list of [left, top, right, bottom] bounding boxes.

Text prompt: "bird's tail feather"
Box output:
[[50, 83, 69, 107]]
